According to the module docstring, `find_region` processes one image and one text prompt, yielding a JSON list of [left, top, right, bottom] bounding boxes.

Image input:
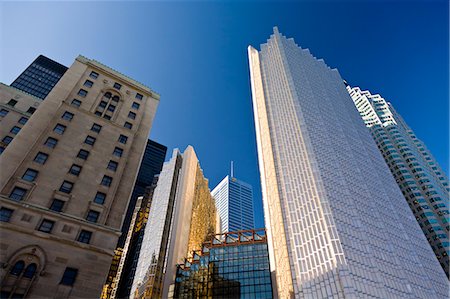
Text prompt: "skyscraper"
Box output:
[[0, 55, 159, 298], [11, 55, 68, 99], [248, 28, 448, 298], [211, 175, 254, 233], [347, 85, 449, 276], [131, 146, 217, 299]]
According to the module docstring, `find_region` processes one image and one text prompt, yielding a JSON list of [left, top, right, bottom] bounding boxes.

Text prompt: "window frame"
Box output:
[[68, 164, 82, 176], [84, 136, 96, 146], [22, 168, 38, 182], [93, 192, 106, 205], [9, 187, 27, 201], [53, 124, 66, 135], [77, 89, 88, 97], [71, 99, 82, 107], [118, 135, 128, 144], [62, 111, 74, 121], [59, 181, 74, 194], [91, 123, 102, 133], [77, 149, 90, 160], [107, 160, 118, 172], [38, 219, 55, 233], [101, 175, 113, 187], [49, 199, 65, 212], [44, 137, 58, 148], [0, 207, 14, 222], [77, 230, 92, 244], [18, 117, 28, 125], [60, 267, 78, 286], [89, 71, 99, 79]]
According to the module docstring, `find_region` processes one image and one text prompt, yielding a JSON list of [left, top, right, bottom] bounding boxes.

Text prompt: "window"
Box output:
[[69, 164, 82, 176], [59, 181, 73, 194], [118, 135, 128, 144], [23, 263, 37, 279], [107, 161, 118, 171], [103, 115, 111, 120], [95, 111, 102, 116], [91, 123, 102, 133], [2, 136, 13, 145], [0, 109, 9, 117], [44, 137, 58, 148], [71, 99, 81, 107], [113, 83, 122, 90], [113, 147, 123, 157], [107, 105, 116, 112], [124, 122, 132, 129], [18, 117, 28, 125], [86, 210, 99, 223], [136, 93, 143, 100], [77, 149, 89, 160], [53, 124, 66, 135], [62, 111, 74, 121], [77, 230, 92, 244], [0, 207, 13, 222], [27, 107, 36, 114], [50, 199, 65, 212], [33, 152, 49, 164], [128, 111, 136, 119], [60, 267, 78, 286], [84, 136, 96, 146], [104, 92, 112, 99], [78, 89, 88, 97], [99, 101, 107, 108], [83, 80, 93, 88], [10, 126, 21, 134], [0, 146, 4, 154], [10, 187, 27, 201], [7, 99, 17, 107], [10, 261, 25, 276], [112, 95, 120, 102], [22, 168, 38, 182], [94, 192, 106, 204], [38, 219, 55, 233], [101, 175, 113, 187], [131, 102, 140, 110], [89, 71, 99, 79]]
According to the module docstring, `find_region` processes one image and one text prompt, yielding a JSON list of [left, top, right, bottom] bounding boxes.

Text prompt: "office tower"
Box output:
[[347, 85, 450, 276], [174, 229, 273, 298], [11, 55, 68, 99], [131, 146, 217, 299], [212, 175, 255, 233], [248, 27, 448, 298], [118, 139, 167, 248], [0, 55, 159, 298]]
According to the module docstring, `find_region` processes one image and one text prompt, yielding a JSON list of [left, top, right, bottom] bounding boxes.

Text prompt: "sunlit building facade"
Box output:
[[248, 27, 448, 298]]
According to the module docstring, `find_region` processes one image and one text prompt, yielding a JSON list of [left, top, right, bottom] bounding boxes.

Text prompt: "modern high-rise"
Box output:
[[347, 85, 450, 276], [248, 27, 448, 298], [131, 146, 217, 299], [212, 175, 254, 233], [11, 55, 68, 99], [0, 55, 159, 298]]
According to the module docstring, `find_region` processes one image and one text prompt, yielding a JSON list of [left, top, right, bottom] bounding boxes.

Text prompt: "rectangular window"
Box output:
[[89, 71, 99, 79], [2, 136, 13, 145], [95, 111, 102, 116], [7, 99, 17, 107], [77, 230, 92, 244], [135, 93, 143, 100], [10, 187, 27, 201], [99, 101, 107, 108], [107, 105, 116, 112], [84, 136, 96, 146], [18, 117, 28, 125], [86, 210, 100, 223], [83, 80, 93, 88], [101, 175, 113, 187], [91, 123, 102, 133], [27, 107, 36, 114], [0, 208, 13, 222], [59, 181, 74, 194], [69, 164, 82, 176], [22, 168, 38, 182], [77, 89, 88, 97], [93, 192, 106, 204], [77, 149, 89, 160], [131, 102, 140, 110], [128, 111, 136, 119], [10, 126, 21, 134], [118, 135, 128, 144], [50, 199, 65, 212], [38, 219, 55, 233], [0, 109, 9, 117], [62, 111, 74, 121], [113, 147, 123, 157], [34, 152, 49, 164], [107, 161, 118, 171], [44, 137, 58, 148], [60, 267, 78, 286], [53, 124, 66, 135], [124, 122, 132, 129], [103, 115, 111, 120], [71, 99, 81, 107], [113, 83, 122, 90]]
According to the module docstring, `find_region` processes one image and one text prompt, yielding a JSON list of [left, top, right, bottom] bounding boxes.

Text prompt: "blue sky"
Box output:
[[1, 1, 448, 228]]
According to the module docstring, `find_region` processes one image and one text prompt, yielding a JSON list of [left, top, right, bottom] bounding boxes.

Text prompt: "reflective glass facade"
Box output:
[[11, 55, 68, 99], [174, 229, 272, 299]]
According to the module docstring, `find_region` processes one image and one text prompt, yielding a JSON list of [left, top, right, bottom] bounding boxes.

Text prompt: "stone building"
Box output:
[[0, 55, 159, 298]]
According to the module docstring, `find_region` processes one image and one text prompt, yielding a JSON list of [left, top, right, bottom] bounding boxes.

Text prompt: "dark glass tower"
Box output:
[[11, 55, 68, 99]]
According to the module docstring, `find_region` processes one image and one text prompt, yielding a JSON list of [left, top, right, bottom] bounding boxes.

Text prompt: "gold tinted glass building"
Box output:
[[0, 56, 159, 298]]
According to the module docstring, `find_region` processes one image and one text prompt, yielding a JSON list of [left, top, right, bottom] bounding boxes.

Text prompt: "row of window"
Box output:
[[5, 100, 37, 114], [7, 261, 77, 286]]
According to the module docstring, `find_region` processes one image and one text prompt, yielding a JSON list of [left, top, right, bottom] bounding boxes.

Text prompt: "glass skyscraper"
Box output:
[[211, 175, 254, 233], [11, 55, 68, 99], [348, 85, 449, 276], [248, 27, 448, 298]]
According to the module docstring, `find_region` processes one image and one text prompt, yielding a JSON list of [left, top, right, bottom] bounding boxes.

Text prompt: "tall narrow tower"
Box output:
[[248, 28, 448, 298]]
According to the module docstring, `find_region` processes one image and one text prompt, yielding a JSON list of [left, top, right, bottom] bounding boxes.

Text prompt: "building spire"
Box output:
[[231, 161, 234, 178], [273, 26, 280, 35]]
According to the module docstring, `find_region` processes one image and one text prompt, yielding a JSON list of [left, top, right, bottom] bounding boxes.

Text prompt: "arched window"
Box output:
[[112, 95, 120, 102], [104, 92, 112, 99], [95, 91, 121, 120], [10, 260, 25, 276], [23, 263, 37, 279]]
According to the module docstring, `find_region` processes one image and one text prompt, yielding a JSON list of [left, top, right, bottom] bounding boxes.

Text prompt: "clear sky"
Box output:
[[1, 0, 448, 228]]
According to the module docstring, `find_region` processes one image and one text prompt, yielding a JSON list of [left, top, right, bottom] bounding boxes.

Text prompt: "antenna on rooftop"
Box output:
[[231, 161, 234, 178]]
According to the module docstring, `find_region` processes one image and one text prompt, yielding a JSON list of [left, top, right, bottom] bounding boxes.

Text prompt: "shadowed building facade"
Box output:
[[0, 55, 159, 298], [248, 28, 448, 298]]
